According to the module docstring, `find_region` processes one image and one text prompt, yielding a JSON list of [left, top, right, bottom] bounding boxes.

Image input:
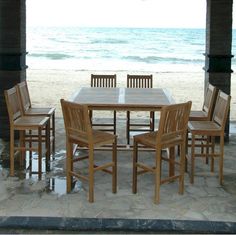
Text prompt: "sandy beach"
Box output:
[[27, 69, 236, 121]]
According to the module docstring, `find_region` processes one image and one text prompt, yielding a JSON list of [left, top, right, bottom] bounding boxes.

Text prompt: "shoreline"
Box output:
[[27, 69, 236, 120]]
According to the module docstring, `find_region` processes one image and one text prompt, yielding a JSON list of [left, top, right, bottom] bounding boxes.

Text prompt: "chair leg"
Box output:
[[29, 146, 32, 177], [210, 137, 215, 172], [185, 132, 189, 172], [126, 111, 130, 145], [112, 137, 117, 193], [154, 149, 161, 204], [10, 128, 15, 176], [66, 140, 73, 193], [205, 136, 209, 165], [29, 129, 33, 158], [38, 127, 42, 180], [185, 156, 188, 173], [169, 147, 175, 177], [190, 134, 195, 184], [89, 110, 93, 125], [132, 139, 138, 194], [88, 148, 94, 203], [219, 135, 224, 185], [45, 121, 51, 172], [19, 130, 25, 168], [113, 111, 117, 135], [52, 112, 55, 154], [179, 143, 185, 195], [150, 111, 155, 131]]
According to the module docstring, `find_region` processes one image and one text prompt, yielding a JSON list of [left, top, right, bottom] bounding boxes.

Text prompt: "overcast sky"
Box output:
[[27, 0, 235, 28]]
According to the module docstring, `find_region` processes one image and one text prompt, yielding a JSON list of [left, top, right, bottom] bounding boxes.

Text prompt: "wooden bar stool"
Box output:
[[189, 83, 217, 121], [126, 74, 154, 145], [16, 80, 56, 154], [188, 90, 231, 184], [4, 86, 50, 179], [186, 84, 218, 166], [61, 99, 117, 203], [133, 101, 192, 204], [90, 74, 117, 134]]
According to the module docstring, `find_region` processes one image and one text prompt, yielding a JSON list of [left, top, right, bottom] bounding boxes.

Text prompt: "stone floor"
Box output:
[[0, 118, 236, 233]]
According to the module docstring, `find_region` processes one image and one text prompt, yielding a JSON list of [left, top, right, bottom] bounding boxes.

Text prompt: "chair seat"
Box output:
[[92, 130, 116, 146], [134, 132, 157, 148], [69, 129, 116, 147], [189, 110, 208, 121], [14, 116, 49, 129], [135, 131, 184, 149], [188, 121, 221, 135], [25, 107, 55, 116]]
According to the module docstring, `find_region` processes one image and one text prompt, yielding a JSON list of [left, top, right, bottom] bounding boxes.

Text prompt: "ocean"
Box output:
[[26, 27, 236, 72]]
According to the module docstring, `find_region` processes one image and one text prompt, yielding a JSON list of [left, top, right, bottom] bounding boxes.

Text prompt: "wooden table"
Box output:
[[71, 87, 175, 111], [71, 87, 175, 148], [71, 87, 176, 175]]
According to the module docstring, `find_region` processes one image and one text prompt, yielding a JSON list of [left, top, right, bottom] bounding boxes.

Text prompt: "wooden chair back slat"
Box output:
[[17, 80, 32, 113], [158, 101, 192, 147], [4, 87, 22, 122], [212, 90, 231, 128], [91, 74, 116, 88], [61, 99, 92, 142], [202, 84, 217, 119], [127, 74, 153, 88], [189, 84, 217, 122]]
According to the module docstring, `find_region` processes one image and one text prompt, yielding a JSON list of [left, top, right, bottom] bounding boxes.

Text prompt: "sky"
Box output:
[[27, 0, 235, 29]]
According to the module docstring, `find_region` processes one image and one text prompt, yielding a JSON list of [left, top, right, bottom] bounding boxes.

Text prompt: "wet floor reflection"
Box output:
[[230, 122, 236, 134], [46, 178, 67, 195], [23, 150, 70, 195], [0, 145, 85, 196]]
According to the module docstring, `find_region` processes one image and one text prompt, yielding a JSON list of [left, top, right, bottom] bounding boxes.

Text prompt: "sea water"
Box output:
[[27, 27, 236, 72]]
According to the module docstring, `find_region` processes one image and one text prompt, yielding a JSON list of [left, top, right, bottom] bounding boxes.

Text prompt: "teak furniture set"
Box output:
[[4, 75, 231, 204]]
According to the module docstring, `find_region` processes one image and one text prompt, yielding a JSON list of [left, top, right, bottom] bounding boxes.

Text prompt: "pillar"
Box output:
[[0, 0, 27, 139], [204, 0, 233, 140]]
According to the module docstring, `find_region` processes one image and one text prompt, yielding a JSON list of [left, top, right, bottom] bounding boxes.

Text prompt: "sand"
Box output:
[[26, 69, 236, 120]]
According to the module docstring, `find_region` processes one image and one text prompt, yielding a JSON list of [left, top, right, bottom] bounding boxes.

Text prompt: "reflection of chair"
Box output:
[[16, 80, 56, 154], [132, 101, 192, 204], [61, 99, 117, 203], [188, 90, 231, 184], [4, 87, 50, 178], [189, 83, 217, 121], [126, 74, 154, 145], [90, 74, 117, 134]]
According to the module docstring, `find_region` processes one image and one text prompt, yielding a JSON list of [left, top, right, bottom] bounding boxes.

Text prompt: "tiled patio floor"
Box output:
[[0, 118, 235, 233]]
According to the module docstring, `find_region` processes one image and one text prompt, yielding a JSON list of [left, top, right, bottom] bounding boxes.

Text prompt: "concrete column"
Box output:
[[0, 0, 27, 139], [205, 0, 233, 139]]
